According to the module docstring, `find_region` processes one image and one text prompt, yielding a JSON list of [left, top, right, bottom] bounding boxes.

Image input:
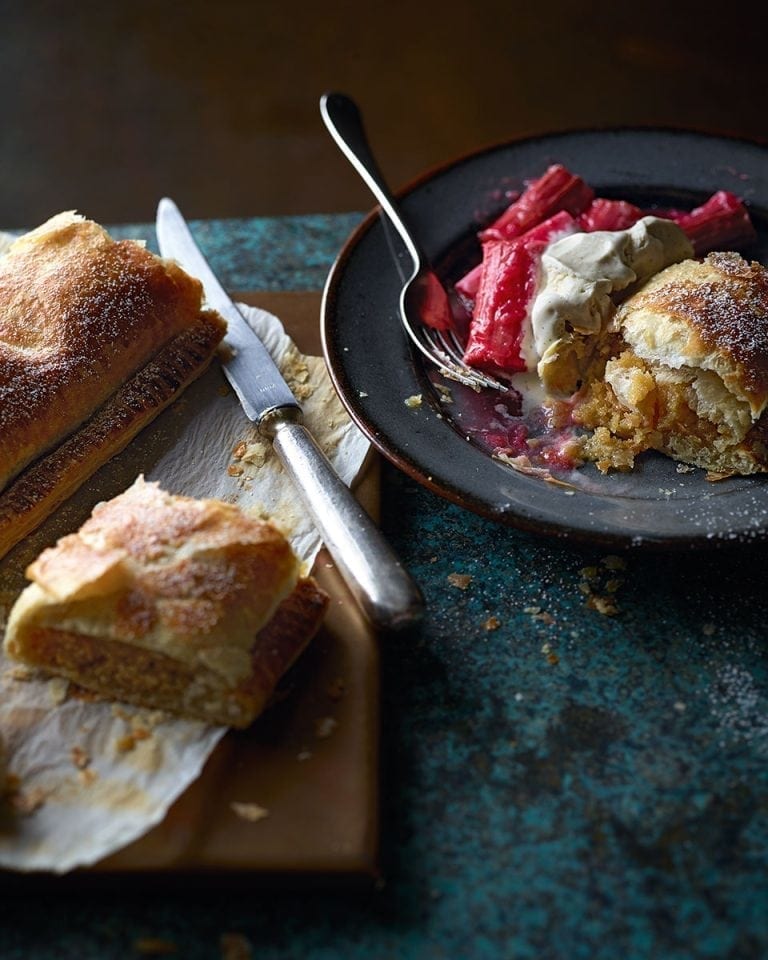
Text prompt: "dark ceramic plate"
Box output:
[[321, 129, 768, 549]]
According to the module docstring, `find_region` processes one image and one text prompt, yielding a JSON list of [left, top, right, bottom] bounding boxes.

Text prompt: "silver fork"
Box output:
[[320, 92, 508, 393]]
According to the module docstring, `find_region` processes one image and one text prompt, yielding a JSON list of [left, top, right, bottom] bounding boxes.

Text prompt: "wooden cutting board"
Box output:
[[83, 291, 380, 882]]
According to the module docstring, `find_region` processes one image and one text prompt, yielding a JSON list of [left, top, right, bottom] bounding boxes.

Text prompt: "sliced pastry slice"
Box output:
[[4, 477, 329, 728], [0, 212, 226, 558], [574, 251, 768, 474]]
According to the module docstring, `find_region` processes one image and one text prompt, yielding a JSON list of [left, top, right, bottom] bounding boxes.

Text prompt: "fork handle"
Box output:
[[261, 408, 425, 632], [320, 91, 423, 271]]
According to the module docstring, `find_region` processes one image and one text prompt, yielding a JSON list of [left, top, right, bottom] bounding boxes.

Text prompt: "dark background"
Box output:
[[1, 0, 766, 230]]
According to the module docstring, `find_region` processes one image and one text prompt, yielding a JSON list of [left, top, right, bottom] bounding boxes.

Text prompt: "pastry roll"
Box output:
[[4, 477, 329, 728], [575, 252, 768, 473], [0, 212, 226, 558]]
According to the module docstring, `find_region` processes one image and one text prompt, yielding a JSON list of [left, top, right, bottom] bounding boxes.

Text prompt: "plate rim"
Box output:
[[321, 125, 768, 551]]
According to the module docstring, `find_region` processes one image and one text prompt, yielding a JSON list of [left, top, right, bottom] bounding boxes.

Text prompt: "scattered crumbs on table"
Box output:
[[514, 692, 524, 702], [702, 622, 716, 636], [447, 572, 472, 590], [524, 605, 555, 624], [579, 555, 626, 615], [220, 932, 254, 960], [227, 464, 244, 477], [586, 594, 618, 616], [230, 801, 269, 823], [404, 394, 423, 408], [483, 615, 501, 631], [676, 462, 695, 473], [674, 701, 687, 712], [429, 556, 438, 563], [133, 938, 178, 956], [314, 716, 338, 739], [436, 384, 454, 404], [541, 642, 560, 665], [358, 391, 368, 398]]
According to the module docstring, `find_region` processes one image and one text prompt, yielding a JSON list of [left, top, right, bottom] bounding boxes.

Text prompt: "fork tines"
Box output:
[[402, 317, 508, 393]]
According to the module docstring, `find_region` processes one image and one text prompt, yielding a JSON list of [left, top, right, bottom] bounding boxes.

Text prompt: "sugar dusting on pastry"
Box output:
[[574, 252, 768, 475]]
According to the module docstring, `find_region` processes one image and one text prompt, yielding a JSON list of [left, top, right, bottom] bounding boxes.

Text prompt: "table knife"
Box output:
[[156, 198, 424, 631]]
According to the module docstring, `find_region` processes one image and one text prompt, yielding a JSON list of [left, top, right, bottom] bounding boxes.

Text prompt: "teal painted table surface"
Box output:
[[2, 215, 768, 960]]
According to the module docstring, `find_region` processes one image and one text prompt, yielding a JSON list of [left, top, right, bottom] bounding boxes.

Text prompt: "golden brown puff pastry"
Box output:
[[4, 477, 329, 728], [0, 212, 226, 557], [574, 252, 768, 474]]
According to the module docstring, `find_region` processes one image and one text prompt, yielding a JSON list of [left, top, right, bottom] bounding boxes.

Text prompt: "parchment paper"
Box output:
[[0, 297, 370, 873]]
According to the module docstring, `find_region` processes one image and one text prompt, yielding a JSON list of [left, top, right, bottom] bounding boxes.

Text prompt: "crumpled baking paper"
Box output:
[[0, 296, 370, 873]]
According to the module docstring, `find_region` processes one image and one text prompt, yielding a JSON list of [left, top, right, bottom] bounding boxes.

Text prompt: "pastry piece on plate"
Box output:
[[574, 251, 768, 473], [4, 477, 329, 728], [0, 212, 226, 559]]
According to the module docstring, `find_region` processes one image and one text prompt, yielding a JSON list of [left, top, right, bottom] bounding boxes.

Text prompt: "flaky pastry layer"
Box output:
[[0, 211, 226, 556], [574, 252, 768, 474], [4, 478, 329, 727]]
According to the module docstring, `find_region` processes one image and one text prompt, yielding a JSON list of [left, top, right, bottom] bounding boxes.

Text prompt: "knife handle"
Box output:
[[262, 410, 424, 631]]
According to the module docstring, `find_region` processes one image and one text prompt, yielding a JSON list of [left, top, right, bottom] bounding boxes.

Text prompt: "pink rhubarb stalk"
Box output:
[[479, 164, 594, 243], [463, 211, 578, 374], [667, 190, 756, 256]]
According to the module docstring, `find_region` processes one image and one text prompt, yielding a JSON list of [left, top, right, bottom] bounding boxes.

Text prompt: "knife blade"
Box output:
[[156, 198, 424, 631]]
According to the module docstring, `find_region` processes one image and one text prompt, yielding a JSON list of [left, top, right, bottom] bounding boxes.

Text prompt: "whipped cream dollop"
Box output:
[[521, 216, 693, 395]]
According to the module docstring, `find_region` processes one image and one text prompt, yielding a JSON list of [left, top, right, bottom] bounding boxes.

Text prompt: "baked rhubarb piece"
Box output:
[[458, 166, 756, 401], [463, 211, 578, 375], [574, 252, 768, 474], [4, 477, 329, 728], [0, 212, 226, 559]]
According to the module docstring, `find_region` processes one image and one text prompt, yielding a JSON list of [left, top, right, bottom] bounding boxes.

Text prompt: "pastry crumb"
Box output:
[[404, 394, 423, 408], [447, 572, 472, 589], [231, 802, 269, 823], [586, 594, 618, 616], [706, 471, 734, 482], [70, 746, 90, 770], [483, 616, 501, 631], [314, 716, 338, 739], [48, 676, 70, 705]]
